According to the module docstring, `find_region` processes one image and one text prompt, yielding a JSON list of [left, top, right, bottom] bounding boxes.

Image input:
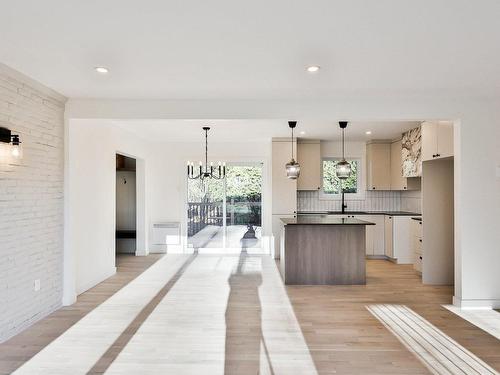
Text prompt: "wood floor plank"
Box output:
[[0, 255, 499, 375]]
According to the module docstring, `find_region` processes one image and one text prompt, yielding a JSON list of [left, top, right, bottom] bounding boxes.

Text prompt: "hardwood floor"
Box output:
[[0, 254, 163, 375], [1, 254, 499, 374]]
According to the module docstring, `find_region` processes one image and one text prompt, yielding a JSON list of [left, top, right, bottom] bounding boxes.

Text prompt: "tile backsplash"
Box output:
[[298, 190, 421, 212]]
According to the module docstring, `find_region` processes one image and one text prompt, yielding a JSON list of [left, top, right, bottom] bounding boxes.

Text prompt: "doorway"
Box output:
[[187, 162, 263, 253], [116, 154, 137, 254]]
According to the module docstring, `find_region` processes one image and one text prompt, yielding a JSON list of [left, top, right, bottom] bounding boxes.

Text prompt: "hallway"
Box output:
[[1, 254, 499, 375]]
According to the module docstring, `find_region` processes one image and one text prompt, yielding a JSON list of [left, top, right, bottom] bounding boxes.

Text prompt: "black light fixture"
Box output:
[[285, 121, 301, 179], [0, 127, 22, 161], [187, 127, 225, 180], [336, 121, 351, 179]]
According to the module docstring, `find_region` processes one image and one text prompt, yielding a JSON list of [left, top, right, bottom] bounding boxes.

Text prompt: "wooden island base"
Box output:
[[279, 217, 374, 285]]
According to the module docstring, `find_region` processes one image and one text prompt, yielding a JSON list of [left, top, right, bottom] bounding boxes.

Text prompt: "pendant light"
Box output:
[[187, 127, 226, 180], [285, 121, 300, 179], [336, 121, 351, 179]]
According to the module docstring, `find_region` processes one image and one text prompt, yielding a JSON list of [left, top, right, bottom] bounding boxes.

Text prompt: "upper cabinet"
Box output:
[[366, 142, 391, 190], [390, 139, 421, 190], [272, 139, 297, 214], [297, 140, 321, 191], [421, 121, 454, 161]]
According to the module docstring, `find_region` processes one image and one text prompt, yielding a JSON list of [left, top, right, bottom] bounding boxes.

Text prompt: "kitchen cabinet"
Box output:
[[384, 215, 394, 258], [390, 139, 421, 191], [421, 121, 454, 161], [297, 140, 321, 191], [272, 139, 297, 215], [272, 139, 297, 259], [411, 219, 423, 273], [366, 142, 391, 190], [346, 214, 384, 256]]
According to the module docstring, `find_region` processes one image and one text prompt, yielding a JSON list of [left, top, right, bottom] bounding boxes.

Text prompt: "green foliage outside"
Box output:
[[187, 166, 262, 226], [322, 159, 358, 194]]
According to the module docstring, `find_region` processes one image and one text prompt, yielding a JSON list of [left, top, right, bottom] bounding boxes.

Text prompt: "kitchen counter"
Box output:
[[297, 211, 421, 216], [281, 217, 375, 225]]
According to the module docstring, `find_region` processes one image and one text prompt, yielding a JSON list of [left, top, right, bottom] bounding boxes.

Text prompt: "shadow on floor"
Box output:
[[86, 254, 197, 375], [224, 239, 275, 375]]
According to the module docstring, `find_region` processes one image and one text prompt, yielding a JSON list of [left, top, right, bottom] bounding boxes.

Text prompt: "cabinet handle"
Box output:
[[419, 239, 422, 242], [372, 187, 376, 190], [419, 256, 422, 260], [403, 186, 407, 190], [437, 153, 441, 157]]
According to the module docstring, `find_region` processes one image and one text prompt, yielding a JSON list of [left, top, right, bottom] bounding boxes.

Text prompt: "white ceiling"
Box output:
[[1, 1, 500, 99], [113, 119, 420, 142]]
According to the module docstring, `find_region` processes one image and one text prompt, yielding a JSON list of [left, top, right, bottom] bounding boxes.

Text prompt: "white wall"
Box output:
[[0, 63, 66, 342], [66, 120, 152, 299], [146, 140, 273, 250], [66, 95, 500, 308], [65, 121, 272, 300]]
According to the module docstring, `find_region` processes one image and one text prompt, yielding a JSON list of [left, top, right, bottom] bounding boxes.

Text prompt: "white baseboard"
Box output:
[[62, 291, 77, 306], [453, 296, 500, 309]]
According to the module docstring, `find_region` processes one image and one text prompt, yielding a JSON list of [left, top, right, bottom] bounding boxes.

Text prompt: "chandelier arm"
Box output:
[[205, 128, 209, 173]]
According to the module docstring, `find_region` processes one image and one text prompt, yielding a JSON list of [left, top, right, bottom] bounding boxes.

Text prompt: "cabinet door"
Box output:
[[354, 215, 374, 255], [272, 141, 297, 214], [436, 121, 454, 159], [297, 141, 321, 191], [384, 215, 394, 258], [366, 143, 391, 190], [421, 121, 438, 161], [390, 140, 406, 190], [371, 215, 386, 255]]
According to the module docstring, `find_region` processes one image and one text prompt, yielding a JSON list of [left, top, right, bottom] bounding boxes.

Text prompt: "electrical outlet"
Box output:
[[34, 279, 41, 292]]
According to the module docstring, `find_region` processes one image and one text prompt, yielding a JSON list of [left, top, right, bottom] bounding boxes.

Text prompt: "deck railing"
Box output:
[[187, 200, 262, 237]]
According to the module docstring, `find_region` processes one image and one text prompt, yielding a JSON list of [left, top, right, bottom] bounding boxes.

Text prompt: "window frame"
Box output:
[[319, 157, 365, 200]]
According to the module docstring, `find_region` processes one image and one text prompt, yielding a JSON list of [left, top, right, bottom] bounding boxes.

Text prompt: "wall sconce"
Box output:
[[0, 127, 23, 162]]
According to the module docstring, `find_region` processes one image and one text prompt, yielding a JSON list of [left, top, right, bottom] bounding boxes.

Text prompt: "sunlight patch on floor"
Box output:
[[367, 304, 498, 375], [12, 254, 191, 375], [444, 305, 500, 341]]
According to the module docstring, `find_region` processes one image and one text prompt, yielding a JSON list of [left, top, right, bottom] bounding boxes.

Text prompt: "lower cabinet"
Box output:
[[411, 219, 423, 273], [350, 215, 385, 256]]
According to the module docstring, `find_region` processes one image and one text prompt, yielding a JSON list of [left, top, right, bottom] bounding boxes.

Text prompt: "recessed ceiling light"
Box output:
[[300, 131, 306, 135], [95, 66, 109, 74], [365, 131, 372, 135], [306, 65, 320, 73]]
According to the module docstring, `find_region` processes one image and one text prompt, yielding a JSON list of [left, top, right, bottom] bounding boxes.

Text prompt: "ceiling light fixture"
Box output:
[[336, 122, 351, 179], [187, 127, 225, 180], [285, 121, 301, 179], [95, 66, 109, 74], [300, 131, 306, 135], [306, 65, 320, 73], [365, 131, 372, 135]]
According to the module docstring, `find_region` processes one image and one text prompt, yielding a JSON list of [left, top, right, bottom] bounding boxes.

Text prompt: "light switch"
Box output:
[[34, 279, 41, 292]]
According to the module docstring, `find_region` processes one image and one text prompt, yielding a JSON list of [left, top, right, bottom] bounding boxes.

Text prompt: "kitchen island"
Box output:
[[279, 216, 375, 285]]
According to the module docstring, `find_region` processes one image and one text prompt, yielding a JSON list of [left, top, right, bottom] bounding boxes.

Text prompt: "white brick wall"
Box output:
[[0, 63, 66, 342]]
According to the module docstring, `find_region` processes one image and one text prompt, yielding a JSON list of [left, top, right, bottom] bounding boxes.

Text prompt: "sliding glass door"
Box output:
[[187, 162, 263, 252]]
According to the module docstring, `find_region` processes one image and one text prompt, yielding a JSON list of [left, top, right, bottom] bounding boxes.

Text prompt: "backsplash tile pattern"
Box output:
[[401, 190, 422, 213], [298, 190, 404, 212]]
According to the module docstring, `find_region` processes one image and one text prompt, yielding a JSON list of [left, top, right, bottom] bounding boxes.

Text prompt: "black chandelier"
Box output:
[[187, 127, 226, 180]]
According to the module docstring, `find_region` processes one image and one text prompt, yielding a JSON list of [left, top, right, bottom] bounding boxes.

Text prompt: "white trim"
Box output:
[[453, 296, 500, 309]]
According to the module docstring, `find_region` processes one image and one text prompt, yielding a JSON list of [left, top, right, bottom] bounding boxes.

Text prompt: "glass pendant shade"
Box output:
[[286, 158, 301, 179], [336, 159, 351, 179]]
